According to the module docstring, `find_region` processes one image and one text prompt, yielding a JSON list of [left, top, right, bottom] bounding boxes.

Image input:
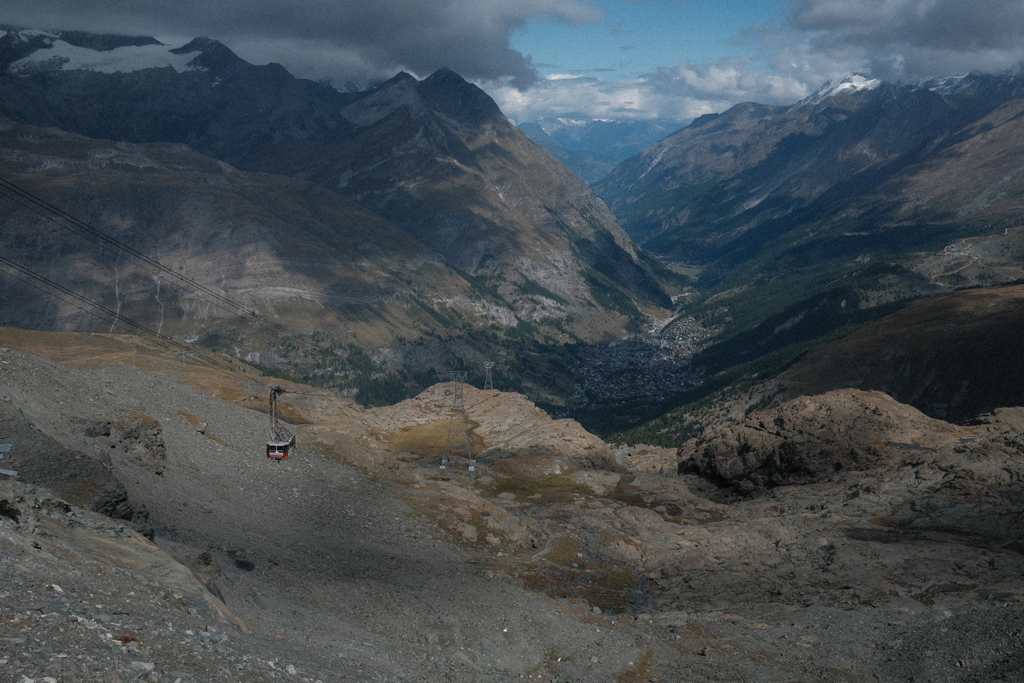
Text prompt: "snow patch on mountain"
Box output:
[[924, 74, 972, 96], [793, 75, 881, 108], [827, 76, 881, 96], [8, 39, 203, 76]]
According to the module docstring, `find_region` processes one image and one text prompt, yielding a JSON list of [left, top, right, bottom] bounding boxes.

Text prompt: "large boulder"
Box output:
[[678, 389, 962, 488]]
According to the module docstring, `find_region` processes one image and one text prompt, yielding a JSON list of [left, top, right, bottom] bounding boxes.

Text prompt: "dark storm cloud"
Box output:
[[788, 0, 1024, 78], [2, 0, 603, 88]]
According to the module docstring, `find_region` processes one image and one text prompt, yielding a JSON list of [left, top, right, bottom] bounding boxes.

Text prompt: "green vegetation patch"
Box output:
[[582, 268, 642, 319], [607, 475, 687, 523], [520, 561, 641, 614], [517, 278, 568, 304], [484, 474, 594, 501]]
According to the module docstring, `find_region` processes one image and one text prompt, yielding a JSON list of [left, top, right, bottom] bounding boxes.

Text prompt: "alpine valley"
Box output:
[[593, 72, 1024, 437], [4, 26, 1024, 433]]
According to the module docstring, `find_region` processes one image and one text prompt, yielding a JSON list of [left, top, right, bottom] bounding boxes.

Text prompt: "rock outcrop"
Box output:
[[678, 389, 965, 488], [365, 382, 619, 470]]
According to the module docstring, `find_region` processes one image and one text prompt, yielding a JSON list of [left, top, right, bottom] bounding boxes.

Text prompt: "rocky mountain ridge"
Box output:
[[597, 70, 1024, 261], [0, 27, 671, 321]]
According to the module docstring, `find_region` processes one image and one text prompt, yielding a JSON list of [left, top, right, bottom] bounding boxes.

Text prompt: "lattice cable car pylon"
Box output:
[[440, 371, 475, 478], [483, 361, 494, 391]]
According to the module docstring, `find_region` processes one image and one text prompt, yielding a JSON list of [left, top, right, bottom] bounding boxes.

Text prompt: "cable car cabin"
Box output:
[[266, 434, 295, 460]]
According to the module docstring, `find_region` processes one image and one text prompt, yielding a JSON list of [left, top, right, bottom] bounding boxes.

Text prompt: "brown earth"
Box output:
[[2, 329, 1024, 681]]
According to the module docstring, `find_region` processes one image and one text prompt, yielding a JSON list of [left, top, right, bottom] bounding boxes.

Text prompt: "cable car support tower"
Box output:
[[440, 371, 475, 479]]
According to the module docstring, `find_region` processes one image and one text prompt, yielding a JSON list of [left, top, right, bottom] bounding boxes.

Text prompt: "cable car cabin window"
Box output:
[[266, 435, 295, 460]]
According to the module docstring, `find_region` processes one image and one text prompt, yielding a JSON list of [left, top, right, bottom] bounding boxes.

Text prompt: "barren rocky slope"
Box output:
[[3, 329, 1024, 681], [0, 342, 649, 682], [0, 113, 473, 351]]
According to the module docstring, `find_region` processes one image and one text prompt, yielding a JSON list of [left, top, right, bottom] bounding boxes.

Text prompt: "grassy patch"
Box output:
[[607, 475, 685, 523], [539, 534, 585, 567], [176, 410, 230, 446], [485, 474, 593, 501], [520, 562, 641, 614], [384, 420, 486, 457], [517, 278, 568, 305]]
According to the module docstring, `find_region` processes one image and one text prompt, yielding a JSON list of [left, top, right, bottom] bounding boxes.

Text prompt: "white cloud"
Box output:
[[487, 54, 823, 125], [488, 72, 736, 124], [497, 0, 1024, 126], [649, 58, 812, 105]]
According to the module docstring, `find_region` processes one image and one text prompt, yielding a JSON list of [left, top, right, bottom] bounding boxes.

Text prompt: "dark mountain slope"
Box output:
[[0, 114, 482, 392], [781, 285, 1024, 423], [0, 30, 673, 341]]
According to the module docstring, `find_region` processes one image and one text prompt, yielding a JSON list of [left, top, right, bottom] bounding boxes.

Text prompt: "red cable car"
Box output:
[[266, 386, 295, 460], [266, 434, 295, 460]]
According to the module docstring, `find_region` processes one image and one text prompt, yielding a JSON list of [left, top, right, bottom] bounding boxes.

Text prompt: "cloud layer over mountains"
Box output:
[[5, 0, 1024, 125], [496, 0, 1024, 124], [2, 0, 602, 88], [790, 0, 1024, 80]]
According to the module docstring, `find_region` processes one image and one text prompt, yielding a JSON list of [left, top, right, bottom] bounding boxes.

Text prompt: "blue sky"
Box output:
[[489, 0, 1024, 124], [512, 0, 786, 80], [6, 0, 1024, 126]]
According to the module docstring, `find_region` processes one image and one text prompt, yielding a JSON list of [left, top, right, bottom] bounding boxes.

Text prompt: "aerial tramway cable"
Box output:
[[0, 254, 246, 378], [265, 385, 295, 460], [0, 254, 345, 400], [0, 175, 366, 462], [0, 251, 330, 459], [0, 175, 313, 346]]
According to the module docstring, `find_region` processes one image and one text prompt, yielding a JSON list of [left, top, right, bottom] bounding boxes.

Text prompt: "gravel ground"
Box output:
[[3, 344, 1024, 682], [0, 348, 653, 682]]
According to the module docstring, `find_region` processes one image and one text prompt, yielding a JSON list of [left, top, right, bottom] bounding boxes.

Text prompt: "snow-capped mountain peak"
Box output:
[[793, 75, 882, 108]]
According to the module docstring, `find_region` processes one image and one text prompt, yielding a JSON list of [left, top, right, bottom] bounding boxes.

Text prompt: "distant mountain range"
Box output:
[[0, 26, 675, 403], [597, 73, 1024, 262], [518, 118, 678, 184]]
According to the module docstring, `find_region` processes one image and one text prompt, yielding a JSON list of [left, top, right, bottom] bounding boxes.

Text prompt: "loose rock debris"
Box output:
[[2, 343, 1024, 681]]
